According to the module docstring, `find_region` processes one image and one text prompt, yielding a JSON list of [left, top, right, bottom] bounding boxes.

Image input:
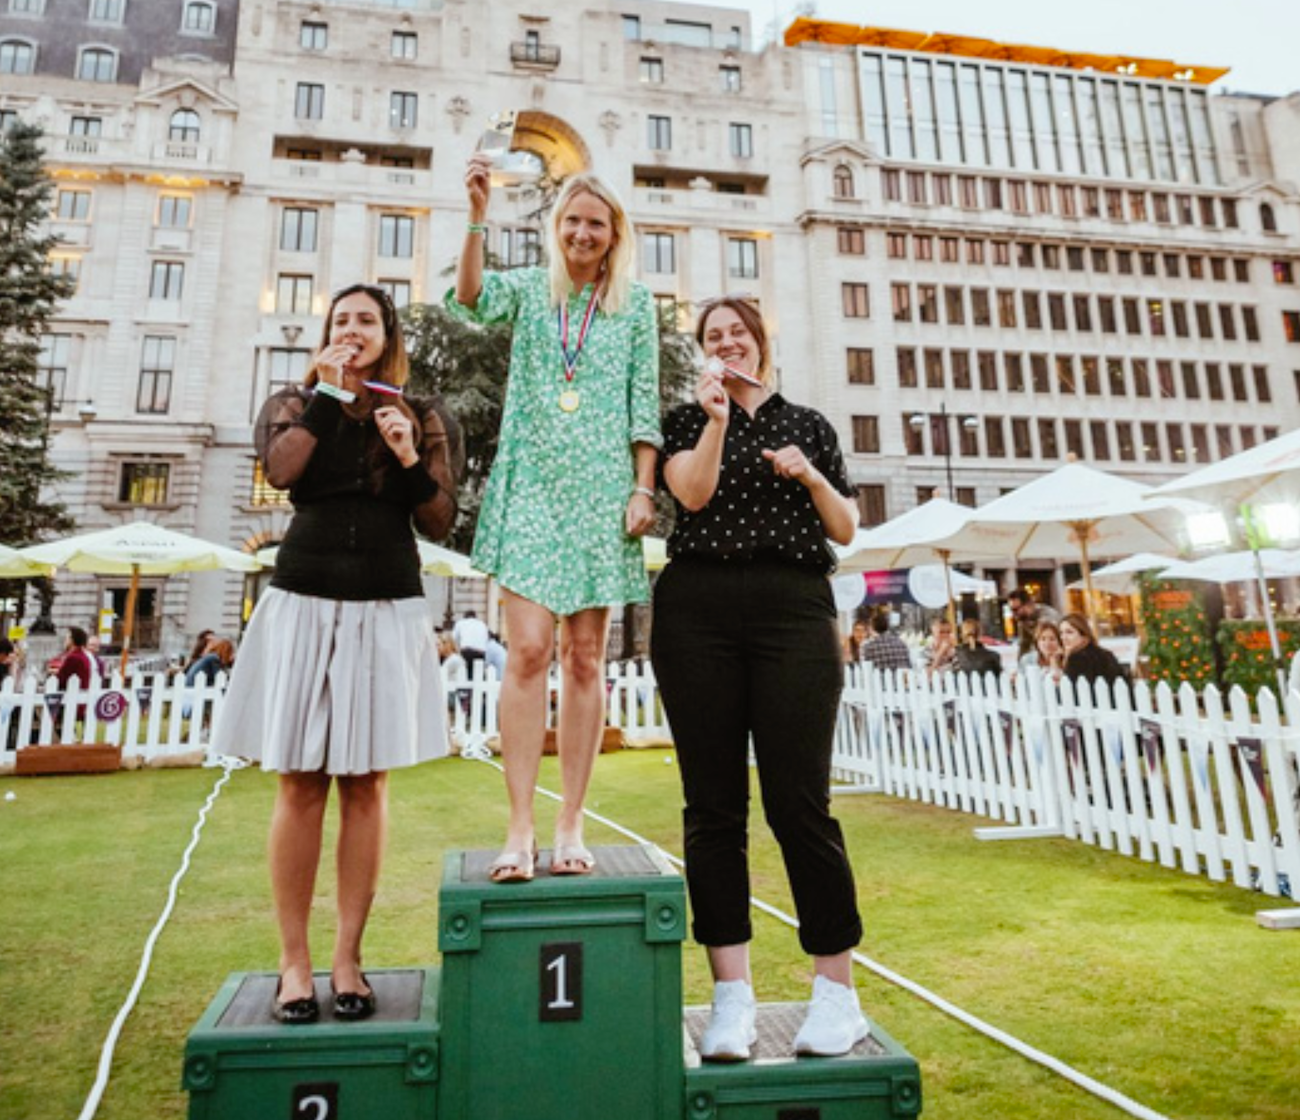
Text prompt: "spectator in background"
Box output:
[[452, 610, 489, 671], [85, 634, 108, 681], [485, 631, 508, 679], [921, 616, 956, 678], [183, 629, 215, 674], [1060, 613, 1127, 690], [56, 627, 94, 693], [843, 619, 869, 664], [859, 611, 913, 674], [953, 618, 1002, 678], [0, 638, 15, 687], [1007, 587, 1060, 658], [1020, 620, 1064, 682], [185, 638, 235, 686]]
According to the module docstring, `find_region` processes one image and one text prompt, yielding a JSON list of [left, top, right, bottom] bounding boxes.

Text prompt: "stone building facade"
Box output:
[[3, 1, 1299, 645]]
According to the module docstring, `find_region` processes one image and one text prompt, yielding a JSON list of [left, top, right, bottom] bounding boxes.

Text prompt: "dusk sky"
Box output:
[[717, 0, 1299, 99]]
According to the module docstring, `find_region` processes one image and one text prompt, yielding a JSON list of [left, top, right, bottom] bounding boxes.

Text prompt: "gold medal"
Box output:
[[559, 389, 581, 413]]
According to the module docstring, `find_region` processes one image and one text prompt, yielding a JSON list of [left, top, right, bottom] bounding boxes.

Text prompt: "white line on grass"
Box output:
[[479, 757, 1174, 1120], [76, 758, 242, 1120]]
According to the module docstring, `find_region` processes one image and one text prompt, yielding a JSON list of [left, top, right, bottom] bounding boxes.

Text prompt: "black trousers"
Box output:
[[650, 558, 862, 956]]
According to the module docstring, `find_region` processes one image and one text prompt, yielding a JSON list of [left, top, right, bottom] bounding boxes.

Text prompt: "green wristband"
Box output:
[[467, 221, 487, 235]]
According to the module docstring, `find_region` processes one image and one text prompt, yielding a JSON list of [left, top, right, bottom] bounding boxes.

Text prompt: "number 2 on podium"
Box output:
[[539, 941, 584, 1022]]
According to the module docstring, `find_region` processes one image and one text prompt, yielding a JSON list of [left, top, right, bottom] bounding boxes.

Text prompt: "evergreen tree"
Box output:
[[0, 121, 75, 545]]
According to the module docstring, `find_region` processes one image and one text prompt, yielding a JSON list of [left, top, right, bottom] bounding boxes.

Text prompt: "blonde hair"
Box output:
[[546, 174, 636, 315]]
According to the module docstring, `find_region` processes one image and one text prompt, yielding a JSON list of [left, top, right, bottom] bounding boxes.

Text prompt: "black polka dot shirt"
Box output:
[[660, 393, 856, 575]]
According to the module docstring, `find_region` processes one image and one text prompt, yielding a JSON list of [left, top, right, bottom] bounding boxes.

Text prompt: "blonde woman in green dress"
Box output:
[[449, 154, 661, 882]]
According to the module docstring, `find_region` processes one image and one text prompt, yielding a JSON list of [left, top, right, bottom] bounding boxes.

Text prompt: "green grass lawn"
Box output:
[[1, 751, 1296, 1120]]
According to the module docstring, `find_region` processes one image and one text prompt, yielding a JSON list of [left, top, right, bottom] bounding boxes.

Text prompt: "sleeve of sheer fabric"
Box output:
[[254, 388, 340, 490], [403, 399, 460, 541]]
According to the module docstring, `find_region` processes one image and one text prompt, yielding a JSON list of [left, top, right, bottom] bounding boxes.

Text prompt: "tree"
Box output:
[[0, 121, 76, 539], [0, 122, 76, 626]]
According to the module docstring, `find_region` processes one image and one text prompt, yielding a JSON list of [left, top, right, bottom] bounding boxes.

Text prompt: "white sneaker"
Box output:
[[699, 980, 758, 1062], [793, 975, 870, 1057]]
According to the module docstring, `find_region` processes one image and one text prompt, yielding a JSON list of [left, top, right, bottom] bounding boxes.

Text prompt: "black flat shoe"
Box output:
[[273, 977, 319, 1025], [332, 975, 377, 1021]]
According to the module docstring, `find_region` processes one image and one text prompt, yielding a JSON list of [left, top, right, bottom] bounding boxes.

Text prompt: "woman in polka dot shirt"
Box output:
[[651, 296, 870, 1061]]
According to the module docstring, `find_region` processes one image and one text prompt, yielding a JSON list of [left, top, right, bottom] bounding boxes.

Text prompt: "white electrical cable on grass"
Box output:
[[76, 757, 242, 1120], [479, 757, 1173, 1120]]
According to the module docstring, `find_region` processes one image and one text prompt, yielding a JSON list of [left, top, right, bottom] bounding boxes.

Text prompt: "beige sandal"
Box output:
[[550, 843, 595, 876], [488, 844, 537, 884]]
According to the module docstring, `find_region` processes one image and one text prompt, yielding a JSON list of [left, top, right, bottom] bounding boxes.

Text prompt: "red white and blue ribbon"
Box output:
[[557, 286, 602, 383]]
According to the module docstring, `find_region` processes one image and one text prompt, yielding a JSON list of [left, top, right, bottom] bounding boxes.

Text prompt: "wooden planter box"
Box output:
[[15, 743, 122, 776], [541, 727, 623, 756]]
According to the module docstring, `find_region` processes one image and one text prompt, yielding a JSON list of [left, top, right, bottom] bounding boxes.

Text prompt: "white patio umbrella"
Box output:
[[21, 521, 261, 673], [925, 464, 1203, 628], [835, 498, 983, 623], [1146, 428, 1300, 681], [1066, 553, 1179, 596], [1156, 549, 1300, 585], [0, 544, 53, 579]]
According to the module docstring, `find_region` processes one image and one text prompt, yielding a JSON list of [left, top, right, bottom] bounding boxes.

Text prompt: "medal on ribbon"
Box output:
[[556, 284, 602, 413]]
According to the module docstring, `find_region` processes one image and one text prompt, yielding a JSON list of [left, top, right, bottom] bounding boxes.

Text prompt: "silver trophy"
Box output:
[[475, 110, 539, 188]]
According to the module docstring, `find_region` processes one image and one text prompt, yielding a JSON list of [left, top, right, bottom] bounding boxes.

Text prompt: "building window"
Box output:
[[639, 56, 663, 83], [280, 207, 318, 253], [389, 91, 418, 130], [1281, 311, 1300, 343], [301, 20, 328, 50], [56, 188, 91, 221], [0, 38, 36, 74], [0, 109, 19, 131], [918, 284, 938, 324], [832, 164, 855, 199], [882, 169, 901, 202], [924, 350, 944, 389], [9, 0, 46, 13], [499, 227, 541, 269], [647, 115, 671, 151], [837, 227, 864, 255], [984, 417, 1006, 458], [728, 122, 753, 158], [896, 348, 916, 388], [851, 416, 879, 454], [89, 0, 124, 21], [720, 65, 741, 92], [268, 347, 309, 395], [119, 461, 170, 504], [1253, 365, 1271, 403], [622, 14, 640, 39], [1011, 418, 1033, 459], [168, 108, 200, 143], [378, 214, 414, 258], [69, 115, 102, 138], [49, 254, 80, 293], [842, 283, 869, 319], [727, 238, 758, 279], [643, 231, 675, 274], [37, 334, 70, 407], [156, 193, 191, 228], [276, 273, 313, 315], [148, 260, 184, 301], [181, 0, 215, 33], [391, 30, 417, 59], [378, 278, 411, 309], [76, 46, 117, 82], [295, 82, 324, 120], [136, 337, 175, 414], [902, 415, 924, 456], [250, 460, 290, 508], [1261, 203, 1277, 233], [846, 348, 873, 385]]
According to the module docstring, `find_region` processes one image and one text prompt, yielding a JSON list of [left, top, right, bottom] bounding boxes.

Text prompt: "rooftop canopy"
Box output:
[[783, 17, 1229, 85]]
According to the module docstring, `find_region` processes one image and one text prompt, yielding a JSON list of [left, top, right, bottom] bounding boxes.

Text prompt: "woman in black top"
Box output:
[[1060, 612, 1128, 691], [650, 296, 867, 1062], [213, 283, 459, 1024]]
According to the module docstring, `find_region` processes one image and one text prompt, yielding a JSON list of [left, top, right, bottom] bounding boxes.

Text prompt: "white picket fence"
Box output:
[[0, 660, 672, 764], [5, 659, 1298, 901], [835, 665, 1300, 900]]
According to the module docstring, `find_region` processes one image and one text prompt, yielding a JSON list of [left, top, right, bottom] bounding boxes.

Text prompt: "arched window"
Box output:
[[169, 108, 201, 143], [1260, 202, 1278, 233], [0, 39, 36, 75], [182, 1, 215, 33], [76, 46, 117, 82], [832, 163, 855, 199]]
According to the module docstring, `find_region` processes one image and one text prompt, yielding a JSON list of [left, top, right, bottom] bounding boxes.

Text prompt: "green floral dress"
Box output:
[[445, 268, 662, 616]]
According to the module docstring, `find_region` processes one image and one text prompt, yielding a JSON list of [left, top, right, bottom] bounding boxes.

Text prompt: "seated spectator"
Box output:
[[859, 611, 913, 673], [1060, 613, 1127, 690], [182, 629, 215, 673], [953, 618, 1002, 678], [921, 616, 956, 678], [1020, 620, 1064, 682], [1008, 587, 1061, 658], [185, 639, 235, 686]]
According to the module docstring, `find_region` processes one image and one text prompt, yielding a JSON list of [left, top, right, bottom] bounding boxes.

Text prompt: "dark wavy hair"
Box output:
[[305, 283, 409, 389]]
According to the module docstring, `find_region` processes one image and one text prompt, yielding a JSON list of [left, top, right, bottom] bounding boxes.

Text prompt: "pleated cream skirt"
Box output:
[[211, 588, 449, 774]]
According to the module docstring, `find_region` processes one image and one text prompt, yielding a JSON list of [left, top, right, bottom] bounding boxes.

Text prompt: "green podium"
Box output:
[[182, 844, 923, 1119]]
